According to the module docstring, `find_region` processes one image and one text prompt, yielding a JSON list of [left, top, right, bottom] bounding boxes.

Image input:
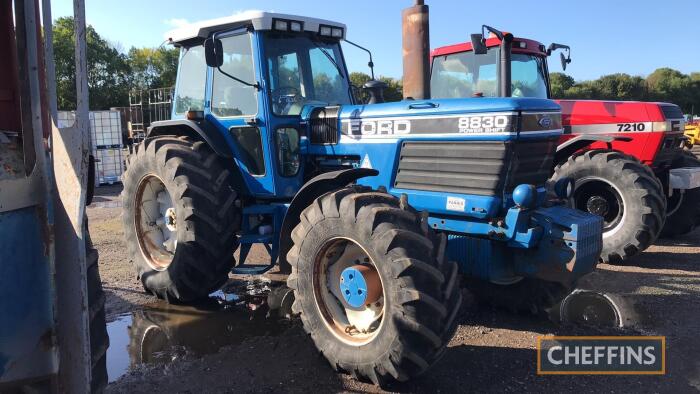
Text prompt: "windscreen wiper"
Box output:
[[311, 41, 345, 79]]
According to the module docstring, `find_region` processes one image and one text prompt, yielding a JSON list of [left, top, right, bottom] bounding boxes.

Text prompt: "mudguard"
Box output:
[[277, 168, 378, 274], [555, 134, 632, 165], [148, 119, 232, 158]]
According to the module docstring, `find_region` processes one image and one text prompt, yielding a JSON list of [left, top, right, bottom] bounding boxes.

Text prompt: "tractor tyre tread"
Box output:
[[121, 136, 240, 302], [287, 187, 462, 387], [551, 149, 666, 264]]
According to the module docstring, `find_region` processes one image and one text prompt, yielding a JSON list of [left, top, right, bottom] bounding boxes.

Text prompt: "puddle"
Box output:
[[106, 279, 294, 382]]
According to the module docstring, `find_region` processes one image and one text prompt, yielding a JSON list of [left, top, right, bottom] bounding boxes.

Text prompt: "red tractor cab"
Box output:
[[430, 26, 700, 264]]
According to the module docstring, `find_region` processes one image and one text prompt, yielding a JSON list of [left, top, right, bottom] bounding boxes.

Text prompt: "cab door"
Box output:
[[206, 29, 276, 197]]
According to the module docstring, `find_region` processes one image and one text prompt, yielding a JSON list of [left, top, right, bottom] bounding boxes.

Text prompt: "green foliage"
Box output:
[[53, 17, 178, 110], [128, 46, 179, 91], [553, 68, 700, 114], [53, 17, 131, 110], [349, 72, 403, 103]]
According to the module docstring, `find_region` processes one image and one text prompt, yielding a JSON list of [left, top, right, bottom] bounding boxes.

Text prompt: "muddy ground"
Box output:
[[89, 185, 700, 393]]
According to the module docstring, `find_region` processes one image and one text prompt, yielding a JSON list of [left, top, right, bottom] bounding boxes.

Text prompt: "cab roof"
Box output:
[[431, 36, 547, 59], [165, 11, 347, 46]]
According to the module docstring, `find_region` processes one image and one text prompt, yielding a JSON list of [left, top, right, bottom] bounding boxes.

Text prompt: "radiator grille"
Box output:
[[394, 138, 557, 196], [309, 106, 339, 144], [508, 138, 558, 189]]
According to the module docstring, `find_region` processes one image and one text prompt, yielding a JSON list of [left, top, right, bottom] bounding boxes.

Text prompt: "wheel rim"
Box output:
[[313, 237, 385, 346], [134, 175, 177, 270], [573, 177, 625, 237]]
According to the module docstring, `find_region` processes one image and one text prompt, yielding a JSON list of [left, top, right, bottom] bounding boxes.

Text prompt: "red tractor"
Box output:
[[430, 26, 700, 264]]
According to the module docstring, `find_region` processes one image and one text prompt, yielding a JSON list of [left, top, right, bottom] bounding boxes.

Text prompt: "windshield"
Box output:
[[511, 54, 548, 98], [264, 34, 352, 116], [430, 49, 549, 99]]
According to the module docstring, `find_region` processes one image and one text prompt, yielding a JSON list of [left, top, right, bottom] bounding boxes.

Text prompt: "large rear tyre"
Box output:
[[287, 186, 462, 386], [551, 150, 666, 264], [660, 151, 700, 237], [465, 278, 572, 316], [121, 136, 240, 302]]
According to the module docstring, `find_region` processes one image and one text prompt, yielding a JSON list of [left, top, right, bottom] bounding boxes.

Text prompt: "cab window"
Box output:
[[211, 34, 258, 117], [431, 49, 499, 98], [174, 45, 207, 114]]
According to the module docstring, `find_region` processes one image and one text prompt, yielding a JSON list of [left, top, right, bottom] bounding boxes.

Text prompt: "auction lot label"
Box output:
[[537, 336, 665, 375]]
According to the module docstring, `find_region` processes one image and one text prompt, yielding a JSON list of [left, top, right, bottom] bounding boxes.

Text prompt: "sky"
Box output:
[[50, 0, 698, 81]]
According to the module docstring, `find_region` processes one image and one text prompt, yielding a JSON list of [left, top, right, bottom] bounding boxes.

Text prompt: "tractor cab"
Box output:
[[430, 26, 568, 100], [165, 11, 354, 198]]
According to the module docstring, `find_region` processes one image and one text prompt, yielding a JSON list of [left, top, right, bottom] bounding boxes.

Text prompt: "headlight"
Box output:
[[272, 18, 304, 33], [273, 20, 289, 31]]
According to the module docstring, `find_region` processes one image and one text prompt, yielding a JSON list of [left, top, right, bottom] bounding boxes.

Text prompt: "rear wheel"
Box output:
[[287, 186, 462, 386], [551, 150, 666, 264], [121, 136, 240, 302], [660, 151, 700, 237]]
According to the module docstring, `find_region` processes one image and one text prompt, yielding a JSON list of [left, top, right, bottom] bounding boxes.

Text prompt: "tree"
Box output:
[[128, 46, 179, 90], [592, 73, 647, 101], [549, 72, 575, 98], [646, 68, 693, 111], [53, 17, 132, 110], [349, 72, 403, 103]]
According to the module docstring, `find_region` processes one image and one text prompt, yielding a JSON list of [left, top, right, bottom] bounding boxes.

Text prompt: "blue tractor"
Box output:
[[120, 11, 603, 384]]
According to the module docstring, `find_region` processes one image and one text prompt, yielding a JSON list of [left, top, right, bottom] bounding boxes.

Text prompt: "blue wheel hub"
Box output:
[[340, 267, 368, 308]]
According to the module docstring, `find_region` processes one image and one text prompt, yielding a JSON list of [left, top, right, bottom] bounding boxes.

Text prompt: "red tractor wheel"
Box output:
[[551, 150, 666, 264]]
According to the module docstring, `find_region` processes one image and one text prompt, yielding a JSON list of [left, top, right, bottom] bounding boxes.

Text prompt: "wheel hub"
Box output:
[[586, 195, 609, 216], [315, 238, 385, 345], [339, 265, 381, 308], [164, 207, 177, 232], [135, 175, 177, 270]]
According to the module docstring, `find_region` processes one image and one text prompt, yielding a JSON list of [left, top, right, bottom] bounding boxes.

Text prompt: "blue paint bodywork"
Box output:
[[170, 29, 602, 284], [0, 207, 56, 382]]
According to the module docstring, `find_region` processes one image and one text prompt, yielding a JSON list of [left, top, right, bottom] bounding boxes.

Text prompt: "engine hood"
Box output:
[[338, 97, 560, 119]]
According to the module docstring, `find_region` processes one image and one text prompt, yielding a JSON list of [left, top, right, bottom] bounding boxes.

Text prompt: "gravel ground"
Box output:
[[89, 185, 700, 393]]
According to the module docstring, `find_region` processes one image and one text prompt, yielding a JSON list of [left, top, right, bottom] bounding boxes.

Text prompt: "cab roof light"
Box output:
[[272, 18, 304, 32], [514, 41, 527, 49], [319, 24, 343, 38]]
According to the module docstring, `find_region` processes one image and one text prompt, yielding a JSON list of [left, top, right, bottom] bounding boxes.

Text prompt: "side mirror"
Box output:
[[204, 37, 224, 68], [470, 33, 487, 55], [560, 52, 571, 71], [547, 43, 571, 70]]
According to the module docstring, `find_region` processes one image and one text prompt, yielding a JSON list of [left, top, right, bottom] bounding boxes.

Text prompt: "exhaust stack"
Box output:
[[402, 0, 430, 100]]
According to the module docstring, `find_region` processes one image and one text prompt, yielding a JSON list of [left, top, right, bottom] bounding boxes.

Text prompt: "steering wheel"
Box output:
[[271, 86, 301, 105]]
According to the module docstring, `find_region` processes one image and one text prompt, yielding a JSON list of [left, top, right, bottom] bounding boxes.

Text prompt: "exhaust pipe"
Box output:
[[402, 0, 430, 100]]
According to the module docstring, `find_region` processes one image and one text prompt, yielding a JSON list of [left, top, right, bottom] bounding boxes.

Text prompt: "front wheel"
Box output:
[[287, 187, 462, 385]]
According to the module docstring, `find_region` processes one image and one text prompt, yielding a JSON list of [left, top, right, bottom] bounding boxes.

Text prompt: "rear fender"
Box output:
[[277, 168, 378, 274], [148, 120, 232, 158], [555, 134, 632, 166], [146, 120, 250, 196]]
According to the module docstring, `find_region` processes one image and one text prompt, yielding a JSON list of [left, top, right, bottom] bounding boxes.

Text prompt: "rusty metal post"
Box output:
[[52, 0, 93, 391], [402, 0, 430, 100]]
